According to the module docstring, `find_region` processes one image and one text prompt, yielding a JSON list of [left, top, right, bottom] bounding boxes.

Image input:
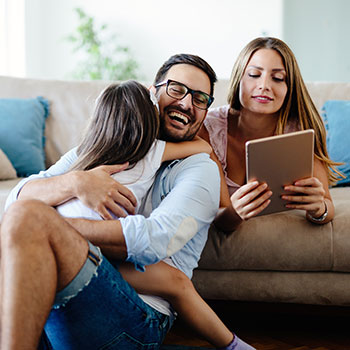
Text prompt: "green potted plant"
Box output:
[[67, 8, 139, 81]]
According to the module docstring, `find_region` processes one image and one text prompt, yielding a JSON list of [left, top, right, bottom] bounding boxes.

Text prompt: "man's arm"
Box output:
[[6, 148, 136, 218], [65, 217, 128, 260], [5, 148, 78, 210], [18, 172, 81, 207], [119, 153, 220, 274], [64, 154, 220, 274]]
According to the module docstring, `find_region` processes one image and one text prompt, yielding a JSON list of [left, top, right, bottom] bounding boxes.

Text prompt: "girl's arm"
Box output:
[[197, 126, 231, 208], [161, 136, 212, 162]]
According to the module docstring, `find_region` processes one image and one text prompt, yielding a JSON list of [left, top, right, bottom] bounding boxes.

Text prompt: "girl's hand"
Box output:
[[282, 176, 326, 218], [230, 180, 273, 220]]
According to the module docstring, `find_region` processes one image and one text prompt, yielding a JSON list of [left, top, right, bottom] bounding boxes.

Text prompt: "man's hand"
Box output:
[[73, 164, 137, 219]]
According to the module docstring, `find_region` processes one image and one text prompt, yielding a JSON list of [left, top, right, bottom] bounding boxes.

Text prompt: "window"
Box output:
[[0, 0, 25, 76]]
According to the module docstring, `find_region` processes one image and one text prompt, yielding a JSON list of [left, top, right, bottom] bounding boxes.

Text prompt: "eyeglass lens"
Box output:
[[167, 81, 210, 109]]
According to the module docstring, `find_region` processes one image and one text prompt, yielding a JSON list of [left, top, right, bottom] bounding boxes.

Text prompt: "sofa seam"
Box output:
[[330, 220, 335, 271]]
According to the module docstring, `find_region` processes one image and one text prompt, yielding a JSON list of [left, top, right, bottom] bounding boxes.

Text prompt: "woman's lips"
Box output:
[[252, 95, 273, 103]]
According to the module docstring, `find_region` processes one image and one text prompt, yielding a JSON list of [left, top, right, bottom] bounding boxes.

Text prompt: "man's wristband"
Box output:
[[307, 201, 328, 222]]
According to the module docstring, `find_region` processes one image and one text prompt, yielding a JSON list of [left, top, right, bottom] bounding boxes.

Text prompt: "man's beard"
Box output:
[[158, 117, 200, 142]]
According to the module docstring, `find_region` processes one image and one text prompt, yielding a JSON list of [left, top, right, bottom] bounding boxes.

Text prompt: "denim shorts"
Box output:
[[39, 242, 173, 350]]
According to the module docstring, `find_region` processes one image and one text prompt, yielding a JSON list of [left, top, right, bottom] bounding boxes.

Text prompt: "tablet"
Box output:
[[245, 129, 314, 216]]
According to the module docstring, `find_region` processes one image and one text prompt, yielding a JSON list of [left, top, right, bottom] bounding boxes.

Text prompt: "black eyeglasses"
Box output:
[[155, 79, 214, 110]]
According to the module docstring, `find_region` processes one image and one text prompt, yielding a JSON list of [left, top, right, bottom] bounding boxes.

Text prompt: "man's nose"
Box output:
[[178, 92, 193, 110]]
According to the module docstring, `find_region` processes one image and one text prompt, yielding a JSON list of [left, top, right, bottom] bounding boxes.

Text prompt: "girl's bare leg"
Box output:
[[119, 261, 233, 348]]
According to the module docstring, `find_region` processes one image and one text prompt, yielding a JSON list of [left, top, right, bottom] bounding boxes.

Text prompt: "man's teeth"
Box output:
[[169, 112, 189, 125]]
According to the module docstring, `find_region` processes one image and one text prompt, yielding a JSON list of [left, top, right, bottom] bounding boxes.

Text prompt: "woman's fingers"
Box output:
[[232, 181, 272, 220]]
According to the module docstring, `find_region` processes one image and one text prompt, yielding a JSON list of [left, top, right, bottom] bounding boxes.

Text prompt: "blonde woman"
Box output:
[[199, 37, 342, 231]]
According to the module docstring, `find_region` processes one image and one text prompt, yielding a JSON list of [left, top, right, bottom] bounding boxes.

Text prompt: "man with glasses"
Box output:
[[2, 54, 220, 349]]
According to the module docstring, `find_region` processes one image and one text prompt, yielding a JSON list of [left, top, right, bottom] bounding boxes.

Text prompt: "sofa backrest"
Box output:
[[0, 76, 112, 167], [0, 75, 349, 167]]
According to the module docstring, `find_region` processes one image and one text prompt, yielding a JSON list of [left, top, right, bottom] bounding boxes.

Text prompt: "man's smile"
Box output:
[[168, 111, 190, 126]]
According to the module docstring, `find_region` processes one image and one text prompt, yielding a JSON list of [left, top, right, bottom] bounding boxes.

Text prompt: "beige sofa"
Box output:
[[1, 75, 349, 306]]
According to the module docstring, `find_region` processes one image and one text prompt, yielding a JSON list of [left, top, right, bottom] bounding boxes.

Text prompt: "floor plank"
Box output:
[[164, 301, 350, 350]]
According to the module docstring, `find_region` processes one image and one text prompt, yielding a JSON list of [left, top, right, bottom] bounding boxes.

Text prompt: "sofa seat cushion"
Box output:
[[0, 149, 17, 180], [0, 178, 23, 219], [192, 270, 350, 306], [198, 187, 350, 273]]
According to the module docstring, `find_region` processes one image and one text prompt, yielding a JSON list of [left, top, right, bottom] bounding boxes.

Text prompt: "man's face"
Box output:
[[153, 64, 211, 142]]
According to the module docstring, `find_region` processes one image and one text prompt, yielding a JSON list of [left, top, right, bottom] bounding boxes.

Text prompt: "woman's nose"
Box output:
[[258, 75, 271, 91]]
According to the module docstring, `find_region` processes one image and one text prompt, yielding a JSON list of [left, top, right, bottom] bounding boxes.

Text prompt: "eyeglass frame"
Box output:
[[155, 79, 214, 110]]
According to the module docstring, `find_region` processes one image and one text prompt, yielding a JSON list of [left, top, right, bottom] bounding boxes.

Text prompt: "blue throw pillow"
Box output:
[[322, 100, 350, 186], [0, 97, 49, 177]]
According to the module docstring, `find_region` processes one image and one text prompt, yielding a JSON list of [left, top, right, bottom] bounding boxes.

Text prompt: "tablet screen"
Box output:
[[245, 129, 314, 216]]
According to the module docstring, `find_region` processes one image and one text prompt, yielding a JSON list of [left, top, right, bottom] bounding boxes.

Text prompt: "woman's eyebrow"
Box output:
[[247, 65, 285, 72]]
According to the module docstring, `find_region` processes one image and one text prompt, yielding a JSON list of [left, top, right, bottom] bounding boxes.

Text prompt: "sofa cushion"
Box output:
[[0, 178, 23, 220], [198, 188, 350, 273], [0, 97, 49, 177], [322, 100, 350, 186], [0, 149, 17, 180]]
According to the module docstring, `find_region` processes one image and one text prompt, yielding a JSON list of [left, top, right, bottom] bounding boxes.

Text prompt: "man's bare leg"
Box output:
[[0, 199, 89, 350]]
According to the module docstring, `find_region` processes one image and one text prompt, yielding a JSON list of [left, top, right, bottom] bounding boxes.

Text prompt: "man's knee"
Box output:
[[1, 199, 57, 245]]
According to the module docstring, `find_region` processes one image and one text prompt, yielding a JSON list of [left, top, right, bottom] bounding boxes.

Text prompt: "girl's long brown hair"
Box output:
[[227, 37, 343, 185], [71, 80, 159, 171]]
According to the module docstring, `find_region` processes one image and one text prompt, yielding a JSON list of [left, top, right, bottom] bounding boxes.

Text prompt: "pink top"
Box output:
[[204, 105, 240, 196], [205, 105, 300, 196]]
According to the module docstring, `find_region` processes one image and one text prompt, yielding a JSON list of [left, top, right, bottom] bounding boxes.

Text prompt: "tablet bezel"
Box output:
[[245, 129, 315, 216]]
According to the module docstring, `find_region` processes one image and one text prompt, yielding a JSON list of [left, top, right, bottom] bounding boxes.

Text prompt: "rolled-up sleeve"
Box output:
[[120, 153, 220, 275], [5, 148, 78, 211]]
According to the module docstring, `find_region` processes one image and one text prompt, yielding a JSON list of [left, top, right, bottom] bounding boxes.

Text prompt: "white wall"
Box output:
[[0, 0, 25, 76], [24, 0, 283, 81], [282, 0, 350, 82]]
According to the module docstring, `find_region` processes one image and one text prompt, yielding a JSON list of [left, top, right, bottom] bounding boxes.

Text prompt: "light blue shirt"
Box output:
[[5, 149, 220, 278]]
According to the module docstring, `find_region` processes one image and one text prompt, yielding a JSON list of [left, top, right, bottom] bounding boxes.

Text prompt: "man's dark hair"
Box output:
[[154, 53, 217, 96]]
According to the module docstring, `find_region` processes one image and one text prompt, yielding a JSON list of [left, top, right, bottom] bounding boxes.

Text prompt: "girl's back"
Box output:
[[57, 140, 166, 219]]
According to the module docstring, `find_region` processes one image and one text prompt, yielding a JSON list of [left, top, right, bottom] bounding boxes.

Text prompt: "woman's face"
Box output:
[[239, 48, 288, 116]]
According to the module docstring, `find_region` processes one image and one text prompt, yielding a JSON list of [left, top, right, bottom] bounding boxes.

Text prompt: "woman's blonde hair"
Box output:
[[71, 80, 160, 171], [227, 37, 342, 185]]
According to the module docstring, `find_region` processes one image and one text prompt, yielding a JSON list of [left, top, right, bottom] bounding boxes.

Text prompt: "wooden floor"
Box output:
[[163, 301, 350, 349]]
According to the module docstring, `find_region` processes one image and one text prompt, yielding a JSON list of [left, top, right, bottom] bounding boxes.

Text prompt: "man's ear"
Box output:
[[149, 85, 156, 94]]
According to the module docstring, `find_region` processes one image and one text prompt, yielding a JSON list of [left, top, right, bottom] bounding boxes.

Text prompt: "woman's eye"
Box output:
[[273, 77, 285, 82], [248, 74, 260, 78]]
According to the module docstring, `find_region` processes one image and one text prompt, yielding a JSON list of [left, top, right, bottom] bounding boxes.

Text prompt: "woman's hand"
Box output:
[[73, 164, 137, 220], [230, 180, 273, 220], [282, 176, 326, 218]]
